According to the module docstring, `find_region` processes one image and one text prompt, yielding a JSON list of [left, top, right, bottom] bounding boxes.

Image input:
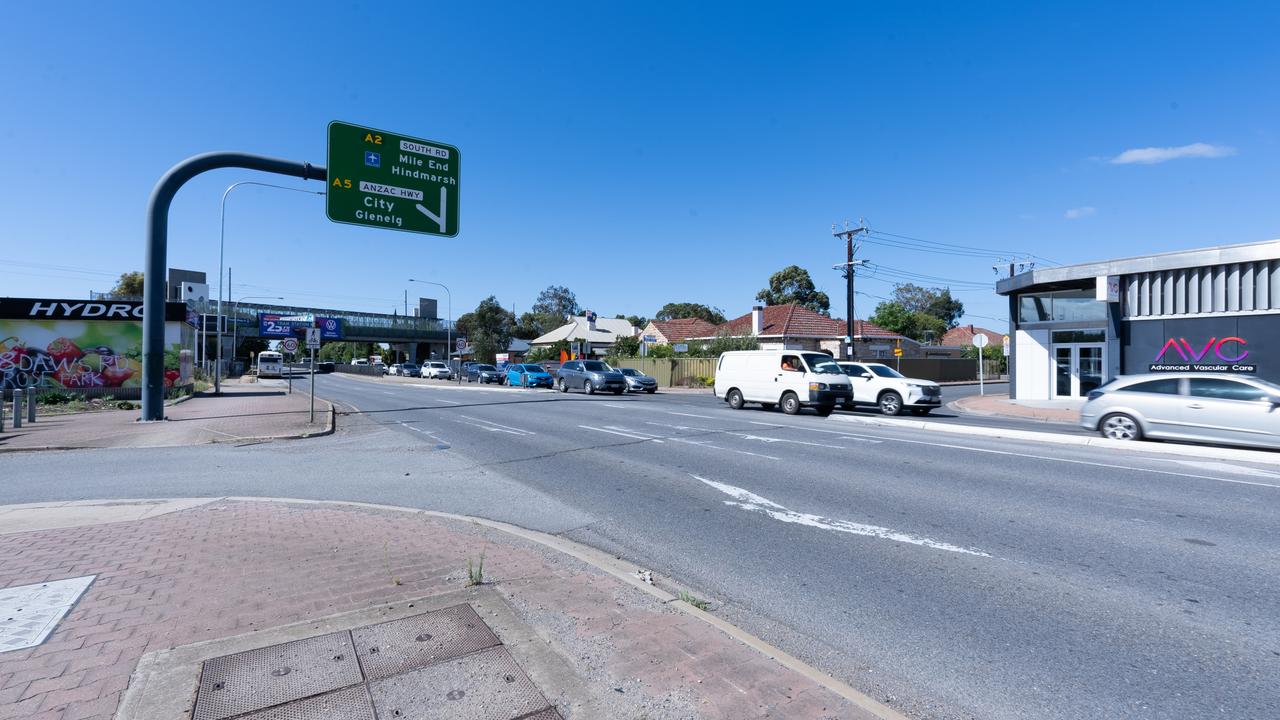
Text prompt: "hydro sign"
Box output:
[[257, 314, 344, 340], [1150, 336, 1255, 373]]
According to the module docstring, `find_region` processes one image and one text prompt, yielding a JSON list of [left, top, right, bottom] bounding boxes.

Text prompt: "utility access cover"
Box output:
[[0, 575, 94, 653], [192, 604, 560, 720], [326, 121, 460, 237]]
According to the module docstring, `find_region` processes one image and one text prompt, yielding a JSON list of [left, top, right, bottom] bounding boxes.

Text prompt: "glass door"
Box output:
[[1052, 344, 1106, 397], [1077, 345, 1104, 395]]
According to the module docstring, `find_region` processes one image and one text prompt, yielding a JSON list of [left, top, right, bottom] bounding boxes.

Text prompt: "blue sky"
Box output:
[[2, 2, 1277, 329]]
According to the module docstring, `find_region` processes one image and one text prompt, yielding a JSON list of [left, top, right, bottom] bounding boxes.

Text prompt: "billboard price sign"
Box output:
[[258, 314, 343, 340], [326, 121, 460, 237]]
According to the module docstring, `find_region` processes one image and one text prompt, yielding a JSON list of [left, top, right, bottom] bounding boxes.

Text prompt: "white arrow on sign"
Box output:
[[415, 187, 448, 233]]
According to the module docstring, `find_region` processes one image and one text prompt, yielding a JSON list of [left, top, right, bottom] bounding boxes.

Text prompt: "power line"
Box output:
[[866, 228, 1061, 266]]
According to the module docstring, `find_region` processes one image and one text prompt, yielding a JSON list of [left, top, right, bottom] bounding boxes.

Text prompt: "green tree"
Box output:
[[704, 333, 760, 356], [961, 342, 1008, 373], [454, 312, 475, 340], [654, 303, 726, 325], [611, 334, 641, 358], [513, 311, 560, 340], [109, 271, 145, 298], [469, 296, 514, 364], [890, 283, 964, 330], [531, 285, 581, 320], [868, 301, 947, 343], [756, 265, 830, 316]]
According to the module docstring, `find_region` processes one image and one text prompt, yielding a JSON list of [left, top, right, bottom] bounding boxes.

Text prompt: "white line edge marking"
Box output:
[[458, 415, 535, 435], [669, 411, 715, 419], [578, 425, 664, 442], [692, 474, 990, 557]]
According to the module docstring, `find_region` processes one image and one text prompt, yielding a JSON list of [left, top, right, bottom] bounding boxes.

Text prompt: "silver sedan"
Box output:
[[1080, 372, 1280, 449]]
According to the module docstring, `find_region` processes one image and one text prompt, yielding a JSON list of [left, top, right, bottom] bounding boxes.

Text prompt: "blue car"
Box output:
[[507, 363, 554, 388]]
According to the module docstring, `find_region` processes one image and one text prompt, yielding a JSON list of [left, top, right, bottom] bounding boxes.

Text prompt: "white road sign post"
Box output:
[[973, 333, 990, 396], [305, 328, 321, 423]]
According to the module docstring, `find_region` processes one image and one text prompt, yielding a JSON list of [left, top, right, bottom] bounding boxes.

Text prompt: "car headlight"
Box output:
[[809, 382, 828, 391]]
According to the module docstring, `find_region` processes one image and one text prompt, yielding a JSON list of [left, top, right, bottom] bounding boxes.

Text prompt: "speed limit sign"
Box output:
[[280, 337, 299, 354]]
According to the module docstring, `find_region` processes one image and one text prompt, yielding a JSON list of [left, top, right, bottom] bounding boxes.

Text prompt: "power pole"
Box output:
[[832, 220, 868, 360]]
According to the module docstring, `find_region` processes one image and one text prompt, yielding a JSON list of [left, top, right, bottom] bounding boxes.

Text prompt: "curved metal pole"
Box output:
[[142, 153, 326, 421], [216, 181, 324, 395], [408, 279, 451, 378]]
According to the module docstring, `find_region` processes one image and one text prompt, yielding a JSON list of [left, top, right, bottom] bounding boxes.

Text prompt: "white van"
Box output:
[[714, 350, 852, 416]]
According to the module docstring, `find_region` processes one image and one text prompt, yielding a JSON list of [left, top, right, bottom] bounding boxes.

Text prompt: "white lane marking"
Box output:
[[669, 411, 715, 419], [578, 425, 664, 443], [600, 403, 629, 409], [811, 427, 1280, 489], [604, 425, 664, 438], [693, 475, 990, 557], [433, 398, 462, 405], [1169, 460, 1280, 479], [457, 415, 536, 436], [748, 421, 882, 443]]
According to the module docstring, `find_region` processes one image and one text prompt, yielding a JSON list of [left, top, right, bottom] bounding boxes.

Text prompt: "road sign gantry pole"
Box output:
[[142, 153, 327, 421]]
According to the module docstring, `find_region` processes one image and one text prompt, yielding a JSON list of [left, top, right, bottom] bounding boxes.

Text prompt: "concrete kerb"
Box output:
[[0, 397, 335, 454], [832, 413, 1280, 466], [20, 495, 907, 720]]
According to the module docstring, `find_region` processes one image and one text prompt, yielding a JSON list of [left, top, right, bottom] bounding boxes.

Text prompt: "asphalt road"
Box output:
[[2, 373, 1277, 720]]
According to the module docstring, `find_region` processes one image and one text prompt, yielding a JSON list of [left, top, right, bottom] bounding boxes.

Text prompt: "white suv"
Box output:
[[837, 362, 942, 416], [421, 361, 452, 379]]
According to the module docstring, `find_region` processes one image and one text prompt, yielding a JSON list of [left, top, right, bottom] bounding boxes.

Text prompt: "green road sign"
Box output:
[[326, 121, 460, 237]]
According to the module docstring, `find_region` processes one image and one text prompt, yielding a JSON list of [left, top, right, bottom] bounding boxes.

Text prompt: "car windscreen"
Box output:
[[619, 368, 640, 376], [801, 353, 842, 374], [582, 361, 609, 371], [522, 365, 544, 372], [476, 365, 496, 371], [868, 364, 905, 378]]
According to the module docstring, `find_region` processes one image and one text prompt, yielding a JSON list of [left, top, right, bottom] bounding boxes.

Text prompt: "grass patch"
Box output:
[[466, 550, 486, 587], [678, 590, 710, 611]]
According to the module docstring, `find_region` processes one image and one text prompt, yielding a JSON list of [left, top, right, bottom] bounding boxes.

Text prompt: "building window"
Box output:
[[1019, 291, 1107, 323], [1051, 330, 1105, 343]]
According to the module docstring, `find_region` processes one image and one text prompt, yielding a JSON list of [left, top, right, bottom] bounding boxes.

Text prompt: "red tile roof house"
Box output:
[[941, 324, 1004, 349], [639, 318, 721, 345], [688, 304, 918, 359]]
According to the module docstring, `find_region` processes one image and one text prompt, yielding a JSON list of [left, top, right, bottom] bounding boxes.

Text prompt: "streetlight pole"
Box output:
[[407, 278, 452, 380], [216, 181, 324, 394], [230, 295, 284, 377]]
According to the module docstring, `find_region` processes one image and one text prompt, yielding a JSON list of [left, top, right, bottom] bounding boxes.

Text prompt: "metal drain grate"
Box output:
[[351, 603, 500, 681], [368, 646, 551, 720], [515, 708, 565, 720], [193, 631, 362, 720]]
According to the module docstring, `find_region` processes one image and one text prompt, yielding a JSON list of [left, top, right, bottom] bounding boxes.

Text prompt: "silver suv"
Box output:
[[556, 360, 626, 395], [1081, 372, 1280, 449]]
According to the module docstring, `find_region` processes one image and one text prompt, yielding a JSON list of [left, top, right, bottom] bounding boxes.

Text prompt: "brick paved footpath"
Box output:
[[0, 500, 881, 720]]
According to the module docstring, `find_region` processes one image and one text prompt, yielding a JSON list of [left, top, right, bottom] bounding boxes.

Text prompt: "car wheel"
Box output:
[[557, 378, 568, 393], [727, 389, 744, 410], [814, 405, 834, 417], [879, 391, 903, 416], [584, 380, 595, 395], [909, 408, 932, 416], [1100, 413, 1142, 441], [781, 392, 800, 415]]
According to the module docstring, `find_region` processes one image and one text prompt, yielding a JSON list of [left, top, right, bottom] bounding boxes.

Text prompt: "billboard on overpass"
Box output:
[[258, 314, 344, 340]]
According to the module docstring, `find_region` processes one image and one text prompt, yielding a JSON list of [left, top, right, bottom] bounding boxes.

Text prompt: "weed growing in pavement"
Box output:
[[466, 550, 486, 587], [678, 590, 710, 610]]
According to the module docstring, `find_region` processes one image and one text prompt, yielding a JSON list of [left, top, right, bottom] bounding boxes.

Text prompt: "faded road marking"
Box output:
[[693, 474, 990, 557]]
